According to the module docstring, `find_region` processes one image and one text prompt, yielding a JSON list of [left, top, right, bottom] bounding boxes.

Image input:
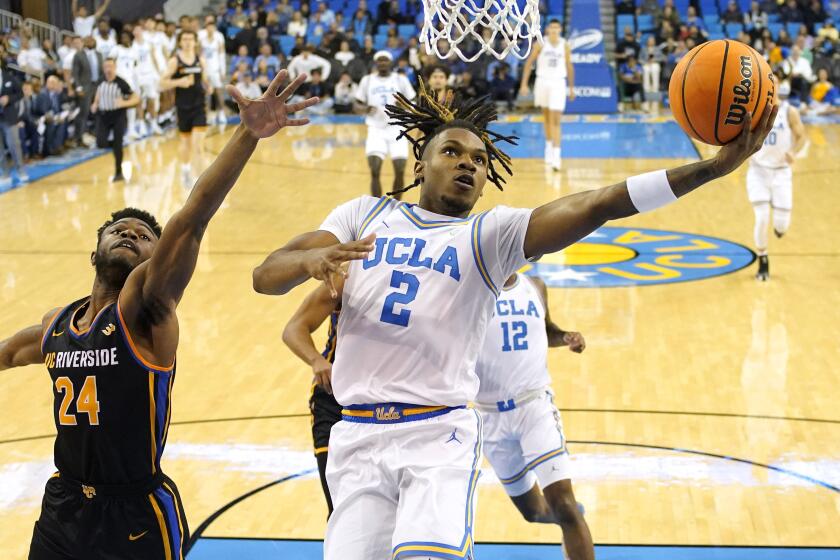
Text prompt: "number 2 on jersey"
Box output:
[[380, 271, 420, 327], [55, 376, 100, 425]]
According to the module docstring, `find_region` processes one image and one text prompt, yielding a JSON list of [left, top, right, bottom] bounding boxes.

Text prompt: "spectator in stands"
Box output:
[[804, 0, 828, 34], [615, 27, 641, 66], [288, 11, 308, 37], [754, 28, 773, 51], [254, 43, 282, 76], [335, 40, 356, 66], [638, 0, 660, 18], [456, 70, 481, 98], [619, 53, 644, 110], [266, 11, 284, 36], [277, 0, 295, 26], [254, 59, 273, 91], [303, 68, 332, 114], [744, 1, 768, 32], [765, 40, 783, 67], [41, 39, 59, 73], [352, 4, 374, 37], [795, 31, 814, 57], [288, 44, 331, 82], [489, 62, 515, 110], [71, 0, 112, 38], [165, 21, 178, 53], [616, 0, 636, 16], [657, 20, 676, 43], [0, 51, 27, 187], [657, 5, 681, 30], [721, 0, 743, 24], [385, 36, 403, 61], [309, 12, 328, 42], [333, 71, 357, 113], [316, 2, 336, 26], [359, 35, 376, 65], [810, 67, 837, 114], [377, 0, 402, 27], [640, 36, 662, 112], [233, 71, 262, 102], [780, 0, 803, 23], [234, 20, 259, 57], [686, 25, 708, 44], [18, 38, 48, 76], [34, 75, 69, 157], [395, 57, 416, 84], [685, 6, 704, 30], [777, 28, 793, 47], [71, 36, 103, 147], [94, 19, 116, 58], [404, 0, 422, 24], [783, 44, 815, 99], [19, 81, 39, 160], [231, 60, 251, 83], [817, 20, 838, 43]]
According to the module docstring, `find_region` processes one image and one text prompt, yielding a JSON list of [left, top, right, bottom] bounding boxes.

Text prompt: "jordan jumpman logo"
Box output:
[[445, 429, 462, 444]]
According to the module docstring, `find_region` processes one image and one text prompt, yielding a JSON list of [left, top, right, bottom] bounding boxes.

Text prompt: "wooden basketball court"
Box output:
[[1, 117, 838, 559]]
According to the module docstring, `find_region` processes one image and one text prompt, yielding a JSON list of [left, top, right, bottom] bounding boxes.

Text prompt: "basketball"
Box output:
[[669, 39, 776, 146]]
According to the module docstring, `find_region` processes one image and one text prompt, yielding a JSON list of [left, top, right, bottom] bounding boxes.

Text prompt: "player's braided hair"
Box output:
[[97, 208, 162, 241], [384, 80, 517, 196]]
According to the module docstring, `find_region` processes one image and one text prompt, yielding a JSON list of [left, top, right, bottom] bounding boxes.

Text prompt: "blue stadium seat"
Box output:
[[636, 13, 654, 30], [708, 30, 726, 40], [786, 21, 803, 36], [699, 0, 718, 17], [814, 22, 824, 33], [707, 22, 723, 34], [374, 34, 388, 49], [546, 13, 564, 23], [226, 26, 241, 39], [674, 0, 689, 18], [767, 13, 781, 23], [278, 34, 296, 55], [548, 0, 564, 13], [398, 23, 416, 38], [702, 14, 719, 27], [725, 22, 743, 37], [737, 0, 750, 12], [767, 22, 783, 39], [616, 14, 635, 34]]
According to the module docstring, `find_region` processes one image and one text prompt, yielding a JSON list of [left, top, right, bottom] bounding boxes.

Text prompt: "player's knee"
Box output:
[[392, 159, 407, 174], [774, 209, 791, 232], [546, 487, 580, 525], [521, 502, 553, 523]]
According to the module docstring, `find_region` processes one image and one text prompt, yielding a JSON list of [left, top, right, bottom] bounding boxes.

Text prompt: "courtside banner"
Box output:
[[567, 0, 618, 113]]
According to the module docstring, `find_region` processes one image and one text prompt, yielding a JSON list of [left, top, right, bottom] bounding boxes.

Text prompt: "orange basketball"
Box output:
[[669, 39, 776, 146]]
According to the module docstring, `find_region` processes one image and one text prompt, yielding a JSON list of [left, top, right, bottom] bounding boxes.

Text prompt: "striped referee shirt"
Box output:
[[95, 76, 132, 112]]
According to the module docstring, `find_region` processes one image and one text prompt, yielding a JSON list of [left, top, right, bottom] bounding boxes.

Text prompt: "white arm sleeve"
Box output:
[[478, 206, 533, 289], [318, 196, 381, 243]]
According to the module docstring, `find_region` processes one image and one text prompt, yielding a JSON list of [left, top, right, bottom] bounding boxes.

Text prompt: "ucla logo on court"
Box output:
[[523, 227, 754, 288]]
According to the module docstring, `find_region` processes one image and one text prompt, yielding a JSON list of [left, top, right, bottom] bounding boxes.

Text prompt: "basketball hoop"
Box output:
[[420, 0, 543, 62]]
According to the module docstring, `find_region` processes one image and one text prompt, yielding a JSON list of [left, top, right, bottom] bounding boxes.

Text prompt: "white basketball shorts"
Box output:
[[324, 405, 482, 560], [205, 67, 224, 89], [482, 388, 571, 497], [365, 125, 409, 160], [136, 72, 160, 100], [746, 163, 793, 210], [534, 77, 567, 112]]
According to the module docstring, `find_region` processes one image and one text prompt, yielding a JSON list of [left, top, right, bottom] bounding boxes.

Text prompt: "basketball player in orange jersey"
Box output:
[[282, 279, 345, 516], [0, 70, 317, 560], [746, 80, 805, 281], [251, 80, 776, 559], [519, 19, 575, 170]]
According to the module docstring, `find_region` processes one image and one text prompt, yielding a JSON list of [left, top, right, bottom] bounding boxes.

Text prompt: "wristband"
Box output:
[[626, 169, 677, 212]]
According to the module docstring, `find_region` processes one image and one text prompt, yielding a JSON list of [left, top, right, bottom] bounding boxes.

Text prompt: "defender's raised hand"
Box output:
[[226, 69, 320, 138]]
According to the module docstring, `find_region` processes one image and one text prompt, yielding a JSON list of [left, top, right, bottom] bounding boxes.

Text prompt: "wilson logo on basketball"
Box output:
[[724, 55, 753, 126]]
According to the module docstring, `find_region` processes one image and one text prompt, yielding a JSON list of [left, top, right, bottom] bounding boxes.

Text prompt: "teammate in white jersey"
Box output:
[[354, 51, 416, 199], [198, 16, 228, 125], [110, 31, 139, 140], [93, 19, 116, 59], [519, 19, 575, 170], [475, 272, 593, 559], [131, 25, 163, 136], [746, 80, 805, 281], [252, 85, 776, 559]]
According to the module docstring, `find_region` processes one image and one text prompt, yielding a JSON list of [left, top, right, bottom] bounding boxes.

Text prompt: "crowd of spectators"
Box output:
[[615, 0, 840, 113]]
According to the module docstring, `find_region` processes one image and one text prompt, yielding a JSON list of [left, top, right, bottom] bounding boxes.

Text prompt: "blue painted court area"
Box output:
[[0, 147, 107, 194], [188, 539, 840, 559]]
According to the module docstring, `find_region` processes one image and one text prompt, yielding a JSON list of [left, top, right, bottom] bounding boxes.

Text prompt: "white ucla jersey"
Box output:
[[198, 30, 225, 71], [751, 102, 792, 169], [536, 37, 567, 80], [475, 273, 550, 403], [132, 40, 157, 76], [319, 196, 532, 407], [94, 31, 116, 58], [110, 44, 138, 83], [355, 72, 416, 128]]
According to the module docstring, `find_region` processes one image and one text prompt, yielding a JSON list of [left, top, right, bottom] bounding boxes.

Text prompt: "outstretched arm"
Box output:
[[282, 279, 344, 393], [523, 106, 778, 258], [123, 70, 318, 316], [0, 308, 61, 371], [93, 0, 112, 19]]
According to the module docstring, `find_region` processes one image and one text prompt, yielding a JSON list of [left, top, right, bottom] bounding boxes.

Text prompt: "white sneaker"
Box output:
[[137, 121, 149, 137], [17, 172, 30, 183], [216, 112, 227, 125], [150, 122, 163, 135], [544, 144, 552, 164], [0, 176, 12, 190]]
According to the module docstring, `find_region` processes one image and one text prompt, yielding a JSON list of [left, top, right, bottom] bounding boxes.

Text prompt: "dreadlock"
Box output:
[[384, 80, 518, 196], [97, 208, 162, 241]]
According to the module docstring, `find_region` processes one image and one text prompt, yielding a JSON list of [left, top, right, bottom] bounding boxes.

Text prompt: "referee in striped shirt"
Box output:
[[91, 58, 139, 182]]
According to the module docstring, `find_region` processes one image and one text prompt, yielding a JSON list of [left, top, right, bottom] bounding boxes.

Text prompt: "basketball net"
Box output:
[[420, 0, 543, 62]]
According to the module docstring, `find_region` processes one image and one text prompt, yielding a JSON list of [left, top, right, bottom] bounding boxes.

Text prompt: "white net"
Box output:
[[420, 0, 543, 62]]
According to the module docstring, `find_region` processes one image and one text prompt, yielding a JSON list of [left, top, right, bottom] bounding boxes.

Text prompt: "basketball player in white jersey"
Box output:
[[111, 31, 139, 140], [519, 19, 575, 170], [251, 87, 776, 559], [132, 25, 163, 136], [746, 80, 805, 281], [475, 272, 593, 559], [198, 16, 228, 126], [354, 51, 416, 199]]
